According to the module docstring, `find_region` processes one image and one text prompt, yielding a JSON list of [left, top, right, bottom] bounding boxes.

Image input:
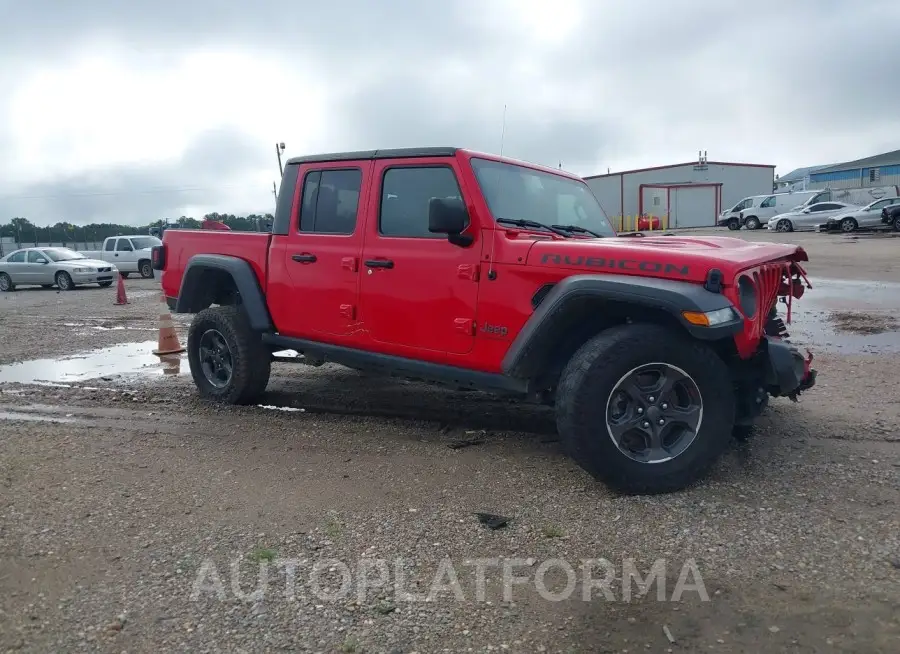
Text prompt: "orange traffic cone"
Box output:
[[152, 293, 185, 356], [114, 273, 128, 305]]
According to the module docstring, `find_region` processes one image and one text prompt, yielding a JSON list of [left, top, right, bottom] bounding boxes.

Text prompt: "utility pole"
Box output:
[[275, 142, 286, 177]]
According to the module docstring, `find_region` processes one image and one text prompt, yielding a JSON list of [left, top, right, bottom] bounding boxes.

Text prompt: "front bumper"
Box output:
[[72, 270, 116, 284], [764, 337, 816, 399]]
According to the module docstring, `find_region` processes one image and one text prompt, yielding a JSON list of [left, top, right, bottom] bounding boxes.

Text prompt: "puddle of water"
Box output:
[[0, 341, 187, 385], [784, 277, 900, 354], [0, 411, 78, 423], [258, 404, 306, 413]]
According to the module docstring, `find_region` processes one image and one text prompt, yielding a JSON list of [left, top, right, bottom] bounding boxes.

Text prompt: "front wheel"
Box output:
[[56, 271, 74, 291], [840, 217, 857, 232], [187, 306, 271, 404], [555, 323, 734, 495], [98, 280, 114, 288], [893, 214, 900, 232], [744, 216, 761, 230], [727, 219, 740, 231], [0, 273, 14, 292], [776, 219, 793, 233]]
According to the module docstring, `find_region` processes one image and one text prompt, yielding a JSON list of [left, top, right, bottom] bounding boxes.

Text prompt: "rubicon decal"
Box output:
[[539, 254, 690, 277]]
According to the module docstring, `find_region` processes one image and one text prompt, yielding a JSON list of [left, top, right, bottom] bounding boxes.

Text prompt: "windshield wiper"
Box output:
[[496, 218, 571, 237], [550, 224, 604, 238]]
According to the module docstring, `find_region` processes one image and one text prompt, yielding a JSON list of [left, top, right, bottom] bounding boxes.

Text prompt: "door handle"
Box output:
[[364, 259, 394, 269], [292, 254, 317, 263]]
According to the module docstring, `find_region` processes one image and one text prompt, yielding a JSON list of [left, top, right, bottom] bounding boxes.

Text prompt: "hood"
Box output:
[[525, 235, 806, 283], [58, 258, 111, 268]]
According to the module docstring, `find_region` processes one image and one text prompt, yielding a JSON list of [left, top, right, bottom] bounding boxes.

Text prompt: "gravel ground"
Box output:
[[1, 233, 899, 653]]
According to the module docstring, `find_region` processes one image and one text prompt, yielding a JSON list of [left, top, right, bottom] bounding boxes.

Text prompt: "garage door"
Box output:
[[669, 186, 717, 228]]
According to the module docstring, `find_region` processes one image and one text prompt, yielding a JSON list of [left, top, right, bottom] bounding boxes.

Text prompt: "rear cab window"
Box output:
[[297, 168, 363, 235]]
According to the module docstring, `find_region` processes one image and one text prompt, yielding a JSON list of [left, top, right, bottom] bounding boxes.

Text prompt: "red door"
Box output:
[[358, 159, 483, 358], [267, 161, 373, 339]]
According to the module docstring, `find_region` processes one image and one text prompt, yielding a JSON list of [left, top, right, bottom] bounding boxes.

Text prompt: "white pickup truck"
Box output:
[[81, 235, 161, 278]]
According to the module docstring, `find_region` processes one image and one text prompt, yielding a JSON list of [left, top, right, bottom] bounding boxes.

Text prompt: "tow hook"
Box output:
[[789, 350, 816, 402]]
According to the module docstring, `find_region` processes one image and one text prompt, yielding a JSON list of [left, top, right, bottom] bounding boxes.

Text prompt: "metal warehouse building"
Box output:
[[806, 149, 900, 190], [585, 157, 775, 230]]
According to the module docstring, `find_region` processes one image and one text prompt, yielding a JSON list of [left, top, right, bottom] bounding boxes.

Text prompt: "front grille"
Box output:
[[748, 263, 786, 341]]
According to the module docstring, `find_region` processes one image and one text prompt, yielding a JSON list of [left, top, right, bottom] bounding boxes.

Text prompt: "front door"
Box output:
[[358, 159, 482, 357], [269, 162, 372, 338], [114, 238, 138, 272], [26, 249, 52, 284]]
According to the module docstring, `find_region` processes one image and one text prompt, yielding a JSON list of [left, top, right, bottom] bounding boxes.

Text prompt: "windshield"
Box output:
[[131, 236, 161, 250], [42, 248, 86, 262], [470, 157, 616, 237]]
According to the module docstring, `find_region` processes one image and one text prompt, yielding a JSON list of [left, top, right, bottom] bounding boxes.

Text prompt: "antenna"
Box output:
[[487, 104, 508, 282]]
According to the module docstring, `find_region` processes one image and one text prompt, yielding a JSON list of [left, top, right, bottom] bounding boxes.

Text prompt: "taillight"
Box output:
[[151, 245, 166, 270]]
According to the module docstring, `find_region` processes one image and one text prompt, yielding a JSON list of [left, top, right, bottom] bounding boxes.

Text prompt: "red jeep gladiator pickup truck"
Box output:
[[152, 147, 816, 494]]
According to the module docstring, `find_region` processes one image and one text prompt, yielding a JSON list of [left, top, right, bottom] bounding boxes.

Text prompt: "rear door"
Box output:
[[3, 250, 28, 283], [267, 161, 372, 338], [357, 158, 482, 357]]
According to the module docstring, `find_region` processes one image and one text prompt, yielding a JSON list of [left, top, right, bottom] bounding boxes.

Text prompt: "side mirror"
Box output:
[[428, 197, 472, 246], [801, 208, 810, 214], [38, 259, 48, 265]]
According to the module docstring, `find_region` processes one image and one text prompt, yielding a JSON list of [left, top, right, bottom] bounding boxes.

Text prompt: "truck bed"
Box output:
[[160, 230, 272, 296]]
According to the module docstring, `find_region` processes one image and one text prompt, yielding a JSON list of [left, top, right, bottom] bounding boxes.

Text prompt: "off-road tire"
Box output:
[[727, 219, 740, 231], [187, 305, 271, 404], [744, 216, 761, 230], [56, 271, 74, 291], [0, 273, 14, 292], [555, 323, 735, 495], [139, 260, 154, 278]]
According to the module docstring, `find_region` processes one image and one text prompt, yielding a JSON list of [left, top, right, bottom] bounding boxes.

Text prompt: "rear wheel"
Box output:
[[0, 273, 14, 292], [840, 217, 857, 232], [894, 214, 900, 232], [139, 260, 153, 278], [744, 216, 761, 230], [56, 271, 74, 291], [187, 306, 271, 404], [776, 219, 793, 232], [555, 323, 734, 495]]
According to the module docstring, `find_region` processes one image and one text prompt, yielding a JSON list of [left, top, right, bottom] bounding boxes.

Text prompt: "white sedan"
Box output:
[[823, 197, 900, 232], [766, 201, 858, 233]]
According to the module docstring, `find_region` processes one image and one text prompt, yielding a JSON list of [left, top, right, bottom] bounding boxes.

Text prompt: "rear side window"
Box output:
[[104, 239, 116, 251], [379, 166, 464, 238], [298, 168, 362, 234], [6, 251, 26, 263]]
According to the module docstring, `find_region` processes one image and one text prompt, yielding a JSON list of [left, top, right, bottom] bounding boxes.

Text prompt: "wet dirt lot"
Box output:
[[1, 231, 898, 654]]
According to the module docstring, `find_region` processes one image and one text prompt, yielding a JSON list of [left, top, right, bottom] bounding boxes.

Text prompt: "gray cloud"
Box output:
[[0, 127, 272, 224], [2, 0, 900, 225]]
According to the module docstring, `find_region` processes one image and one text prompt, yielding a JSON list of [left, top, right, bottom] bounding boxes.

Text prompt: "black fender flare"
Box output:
[[501, 274, 742, 379], [175, 254, 273, 331]]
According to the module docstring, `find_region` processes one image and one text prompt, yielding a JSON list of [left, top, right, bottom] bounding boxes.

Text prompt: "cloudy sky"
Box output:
[[1, 0, 898, 226]]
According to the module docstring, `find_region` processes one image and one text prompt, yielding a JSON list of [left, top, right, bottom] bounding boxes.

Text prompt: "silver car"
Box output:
[[0, 247, 118, 292], [824, 197, 900, 232], [766, 201, 858, 233]]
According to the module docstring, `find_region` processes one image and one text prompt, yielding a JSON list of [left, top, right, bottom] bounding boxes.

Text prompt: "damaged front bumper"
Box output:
[[763, 337, 817, 400]]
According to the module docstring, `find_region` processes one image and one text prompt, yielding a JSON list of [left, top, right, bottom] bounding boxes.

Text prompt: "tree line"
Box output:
[[0, 213, 275, 243]]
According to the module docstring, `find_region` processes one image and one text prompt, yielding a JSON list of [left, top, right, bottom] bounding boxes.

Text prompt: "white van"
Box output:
[[717, 195, 769, 230], [793, 185, 899, 210], [739, 191, 823, 230]]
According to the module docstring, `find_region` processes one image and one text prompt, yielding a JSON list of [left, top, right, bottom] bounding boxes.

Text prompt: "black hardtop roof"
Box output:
[[285, 147, 459, 166]]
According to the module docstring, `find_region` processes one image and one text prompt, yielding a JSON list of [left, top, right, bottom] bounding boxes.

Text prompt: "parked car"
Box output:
[[882, 204, 900, 231], [794, 185, 898, 210], [152, 145, 818, 495], [717, 195, 769, 229], [0, 247, 117, 291], [821, 198, 900, 232], [766, 202, 858, 232], [738, 191, 822, 230], [81, 235, 161, 278]]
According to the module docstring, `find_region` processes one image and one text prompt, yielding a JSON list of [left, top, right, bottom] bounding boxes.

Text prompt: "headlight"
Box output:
[[737, 274, 758, 318], [71, 267, 95, 273], [681, 306, 740, 327]]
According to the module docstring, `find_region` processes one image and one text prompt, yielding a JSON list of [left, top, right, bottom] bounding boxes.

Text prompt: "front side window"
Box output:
[[379, 166, 464, 238], [298, 168, 362, 234], [27, 250, 48, 263], [470, 157, 616, 237], [760, 196, 776, 208], [116, 239, 133, 251]]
